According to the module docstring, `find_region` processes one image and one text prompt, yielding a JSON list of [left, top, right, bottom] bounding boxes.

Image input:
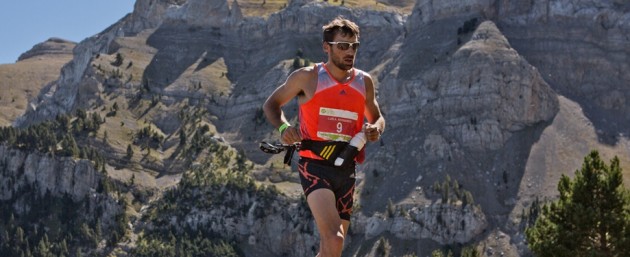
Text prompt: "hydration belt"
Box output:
[[260, 140, 354, 167], [296, 140, 349, 165]]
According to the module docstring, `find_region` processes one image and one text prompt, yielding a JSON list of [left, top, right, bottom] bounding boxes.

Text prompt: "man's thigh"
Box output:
[[307, 188, 344, 235]]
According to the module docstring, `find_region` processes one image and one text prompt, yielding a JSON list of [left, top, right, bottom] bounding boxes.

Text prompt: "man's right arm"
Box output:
[[262, 69, 307, 143]]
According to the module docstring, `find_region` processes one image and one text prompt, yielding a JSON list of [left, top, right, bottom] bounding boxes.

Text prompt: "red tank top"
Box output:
[[299, 63, 367, 163]]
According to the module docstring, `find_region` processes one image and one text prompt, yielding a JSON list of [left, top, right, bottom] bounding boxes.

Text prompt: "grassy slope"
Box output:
[[0, 55, 74, 126], [89, 29, 236, 189]]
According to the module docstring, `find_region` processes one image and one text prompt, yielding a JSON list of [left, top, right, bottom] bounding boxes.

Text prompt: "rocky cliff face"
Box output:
[[354, 202, 487, 245], [0, 145, 100, 201], [0, 145, 122, 229], [165, 186, 486, 255], [368, 16, 558, 201], [127, 0, 187, 33], [167, 190, 319, 256], [403, 0, 630, 114], [496, 0, 630, 140], [413, 21, 557, 151]]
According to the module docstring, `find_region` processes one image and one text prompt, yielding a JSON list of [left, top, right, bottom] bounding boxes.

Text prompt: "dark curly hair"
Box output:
[[322, 16, 360, 42]]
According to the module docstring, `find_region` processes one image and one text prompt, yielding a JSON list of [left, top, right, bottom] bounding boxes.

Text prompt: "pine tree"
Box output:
[[35, 234, 51, 257], [60, 239, 68, 256], [376, 237, 391, 257], [462, 191, 474, 208], [442, 180, 450, 204], [431, 249, 454, 257], [526, 150, 630, 256], [461, 246, 480, 257], [179, 129, 187, 146], [69, 136, 79, 157], [76, 109, 87, 120], [111, 53, 124, 67], [387, 198, 395, 218], [59, 134, 79, 157], [90, 112, 102, 131], [56, 114, 70, 130], [1, 230, 10, 251], [15, 227, 24, 245], [292, 57, 301, 70], [126, 144, 134, 159]]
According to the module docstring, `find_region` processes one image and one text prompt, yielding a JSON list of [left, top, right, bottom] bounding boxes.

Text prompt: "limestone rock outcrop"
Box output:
[[353, 202, 487, 244], [153, 187, 320, 256], [380, 20, 558, 151], [127, 0, 187, 33], [0, 145, 122, 229], [425, 21, 558, 150], [0, 145, 100, 201]]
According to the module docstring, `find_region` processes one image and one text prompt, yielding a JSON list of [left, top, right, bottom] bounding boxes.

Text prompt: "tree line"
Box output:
[[0, 110, 106, 170]]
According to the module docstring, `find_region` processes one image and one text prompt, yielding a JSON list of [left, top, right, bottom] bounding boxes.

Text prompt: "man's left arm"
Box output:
[[363, 74, 385, 142]]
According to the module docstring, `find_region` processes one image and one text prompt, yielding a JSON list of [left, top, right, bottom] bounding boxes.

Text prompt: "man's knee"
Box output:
[[321, 231, 344, 249]]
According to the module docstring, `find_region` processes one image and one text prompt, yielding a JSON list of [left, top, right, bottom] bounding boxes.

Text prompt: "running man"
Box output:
[[262, 17, 385, 257]]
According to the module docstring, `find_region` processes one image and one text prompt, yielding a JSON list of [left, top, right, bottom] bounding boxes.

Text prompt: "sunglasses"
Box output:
[[327, 41, 360, 51]]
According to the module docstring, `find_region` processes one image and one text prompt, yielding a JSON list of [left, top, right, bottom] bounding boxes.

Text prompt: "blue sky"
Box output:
[[0, 1, 135, 64]]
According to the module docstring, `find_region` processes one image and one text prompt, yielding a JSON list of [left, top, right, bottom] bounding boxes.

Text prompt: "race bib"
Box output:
[[317, 107, 358, 142]]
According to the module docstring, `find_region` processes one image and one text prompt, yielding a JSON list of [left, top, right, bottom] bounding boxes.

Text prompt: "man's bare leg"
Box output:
[[316, 220, 350, 257], [308, 188, 346, 257]]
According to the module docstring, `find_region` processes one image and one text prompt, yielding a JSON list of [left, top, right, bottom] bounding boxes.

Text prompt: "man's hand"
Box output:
[[281, 126, 302, 144], [364, 123, 381, 142]]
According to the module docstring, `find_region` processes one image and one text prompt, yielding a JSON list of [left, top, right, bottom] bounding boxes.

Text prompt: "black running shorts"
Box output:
[[297, 158, 356, 221]]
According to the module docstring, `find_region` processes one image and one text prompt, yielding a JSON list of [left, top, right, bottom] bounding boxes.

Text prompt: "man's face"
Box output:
[[324, 33, 359, 71]]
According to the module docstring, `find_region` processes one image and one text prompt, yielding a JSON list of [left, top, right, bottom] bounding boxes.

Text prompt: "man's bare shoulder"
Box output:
[[359, 70, 375, 87], [363, 72, 374, 82], [355, 68, 373, 80], [287, 65, 318, 84]]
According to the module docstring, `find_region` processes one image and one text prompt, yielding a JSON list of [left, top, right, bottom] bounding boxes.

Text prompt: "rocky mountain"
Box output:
[[17, 38, 76, 61], [1, 0, 629, 256]]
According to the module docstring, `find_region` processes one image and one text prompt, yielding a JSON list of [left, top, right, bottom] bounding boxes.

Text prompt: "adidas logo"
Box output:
[[320, 145, 336, 160]]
